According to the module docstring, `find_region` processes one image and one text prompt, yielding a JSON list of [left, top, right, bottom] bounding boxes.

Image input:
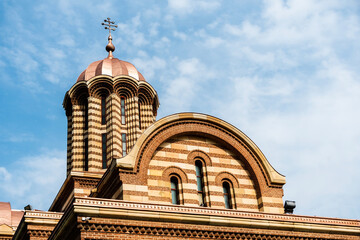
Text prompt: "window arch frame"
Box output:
[[222, 179, 235, 209], [170, 175, 181, 205], [101, 95, 107, 125], [163, 167, 187, 205], [195, 159, 208, 207], [120, 96, 126, 125], [215, 172, 239, 210], [187, 150, 212, 207], [121, 133, 127, 157]]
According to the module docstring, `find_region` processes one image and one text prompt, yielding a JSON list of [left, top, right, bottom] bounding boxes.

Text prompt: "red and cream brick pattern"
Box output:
[[145, 135, 262, 211], [109, 94, 122, 159], [88, 97, 103, 171], [65, 77, 159, 175], [66, 115, 73, 175], [125, 96, 138, 151], [70, 104, 85, 172], [139, 102, 155, 132]]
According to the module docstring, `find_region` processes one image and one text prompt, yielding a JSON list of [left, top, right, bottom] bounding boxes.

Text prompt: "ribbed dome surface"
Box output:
[[77, 57, 145, 82]]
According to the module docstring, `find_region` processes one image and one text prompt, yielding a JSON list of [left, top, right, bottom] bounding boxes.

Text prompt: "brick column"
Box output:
[[70, 104, 85, 172], [109, 94, 122, 159], [66, 114, 73, 175], [88, 97, 102, 171]]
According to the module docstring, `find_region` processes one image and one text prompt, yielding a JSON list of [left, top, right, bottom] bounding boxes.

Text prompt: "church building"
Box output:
[[1, 19, 359, 240]]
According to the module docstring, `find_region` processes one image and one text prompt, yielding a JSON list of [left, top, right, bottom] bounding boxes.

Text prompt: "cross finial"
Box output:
[[101, 18, 118, 59], [102, 17, 118, 35]]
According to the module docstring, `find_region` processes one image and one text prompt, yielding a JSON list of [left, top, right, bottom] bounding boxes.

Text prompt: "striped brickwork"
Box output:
[[139, 102, 155, 132], [109, 94, 122, 159], [87, 97, 103, 171], [67, 95, 156, 173], [145, 135, 263, 211], [70, 105, 85, 172], [64, 76, 159, 175], [121, 184, 149, 202], [94, 113, 286, 214], [66, 115, 73, 175], [125, 96, 139, 151], [105, 96, 113, 164]]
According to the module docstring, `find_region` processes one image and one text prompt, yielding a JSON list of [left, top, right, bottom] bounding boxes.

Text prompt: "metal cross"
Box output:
[[102, 17, 118, 35]]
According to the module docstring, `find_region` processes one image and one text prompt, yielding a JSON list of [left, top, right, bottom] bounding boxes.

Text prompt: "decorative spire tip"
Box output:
[[102, 17, 118, 59]]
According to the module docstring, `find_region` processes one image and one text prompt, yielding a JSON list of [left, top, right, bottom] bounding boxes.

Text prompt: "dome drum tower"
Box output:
[[63, 36, 159, 176]]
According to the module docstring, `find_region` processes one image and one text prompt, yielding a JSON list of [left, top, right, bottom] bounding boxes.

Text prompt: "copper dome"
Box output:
[[77, 57, 145, 82]]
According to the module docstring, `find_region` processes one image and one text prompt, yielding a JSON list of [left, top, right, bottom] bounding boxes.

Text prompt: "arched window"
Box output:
[[121, 133, 127, 157], [195, 160, 206, 206], [120, 97, 126, 125], [84, 138, 88, 171], [102, 133, 107, 169], [101, 96, 106, 125], [84, 99, 88, 130], [223, 180, 233, 209], [170, 176, 180, 204], [138, 103, 142, 130]]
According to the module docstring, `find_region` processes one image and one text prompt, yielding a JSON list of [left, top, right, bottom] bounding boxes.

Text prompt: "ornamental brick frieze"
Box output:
[[27, 230, 52, 238], [77, 222, 358, 240], [75, 178, 100, 189]]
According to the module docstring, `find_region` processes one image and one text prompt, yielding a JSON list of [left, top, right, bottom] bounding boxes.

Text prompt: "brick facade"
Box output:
[[9, 51, 360, 240], [94, 113, 285, 214]]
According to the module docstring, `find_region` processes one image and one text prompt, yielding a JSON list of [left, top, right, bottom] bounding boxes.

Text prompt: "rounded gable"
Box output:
[[117, 113, 286, 187], [107, 112, 286, 213]]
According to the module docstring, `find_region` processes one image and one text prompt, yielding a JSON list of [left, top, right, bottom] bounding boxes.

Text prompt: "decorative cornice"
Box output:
[[24, 211, 63, 219], [23, 211, 63, 226], [73, 197, 360, 230], [12, 211, 62, 240]]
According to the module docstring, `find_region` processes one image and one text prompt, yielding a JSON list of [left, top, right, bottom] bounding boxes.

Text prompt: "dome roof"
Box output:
[[77, 57, 145, 82]]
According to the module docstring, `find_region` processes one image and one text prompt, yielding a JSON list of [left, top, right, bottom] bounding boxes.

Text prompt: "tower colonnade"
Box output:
[[63, 75, 159, 175]]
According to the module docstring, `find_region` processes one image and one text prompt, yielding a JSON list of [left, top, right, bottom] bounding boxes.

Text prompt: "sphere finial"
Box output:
[[102, 18, 118, 59]]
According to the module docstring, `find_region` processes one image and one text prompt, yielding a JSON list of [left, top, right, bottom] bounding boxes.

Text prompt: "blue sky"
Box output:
[[0, 0, 359, 219]]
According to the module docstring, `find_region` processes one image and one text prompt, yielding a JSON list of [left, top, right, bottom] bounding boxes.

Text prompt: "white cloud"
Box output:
[[0, 167, 11, 181], [58, 34, 76, 47], [203, 37, 223, 48], [149, 23, 160, 37], [0, 150, 66, 210], [240, 47, 275, 65], [224, 21, 260, 39], [7, 133, 35, 143], [132, 55, 167, 81], [167, 0, 221, 15], [175, 0, 360, 219], [161, 58, 215, 112], [176, 58, 203, 76], [259, 0, 359, 47], [173, 31, 187, 41], [117, 15, 149, 47], [218, 51, 360, 218]]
